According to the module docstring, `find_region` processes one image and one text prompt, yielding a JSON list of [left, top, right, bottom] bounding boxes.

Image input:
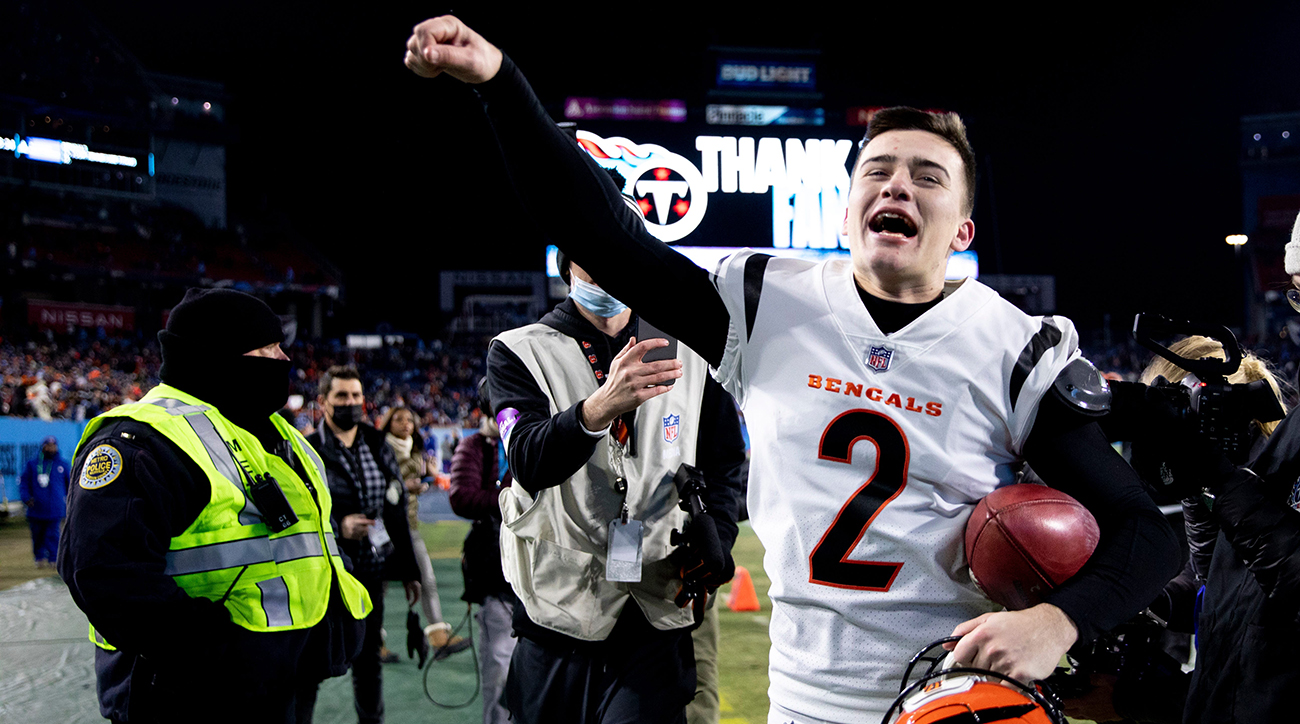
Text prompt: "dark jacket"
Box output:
[[59, 414, 360, 723], [449, 431, 513, 602], [307, 422, 420, 584], [448, 430, 512, 520], [19, 453, 70, 520], [1183, 408, 1300, 723]]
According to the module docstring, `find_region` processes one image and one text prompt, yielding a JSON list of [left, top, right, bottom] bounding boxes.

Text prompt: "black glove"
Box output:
[[675, 513, 735, 601], [406, 608, 429, 668]]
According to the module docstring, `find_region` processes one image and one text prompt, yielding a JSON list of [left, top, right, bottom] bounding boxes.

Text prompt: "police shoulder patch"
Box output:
[[80, 444, 124, 490]]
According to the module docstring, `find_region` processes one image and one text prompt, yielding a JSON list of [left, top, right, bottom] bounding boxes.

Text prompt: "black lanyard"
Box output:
[[576, 338, 632, 448]]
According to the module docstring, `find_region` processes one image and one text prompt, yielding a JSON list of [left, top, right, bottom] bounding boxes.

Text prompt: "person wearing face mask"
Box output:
[[58, 288, 372, 724], [485, 251, 746, 724], [19, 436, 70, 568], [306, 366, 420, 724]]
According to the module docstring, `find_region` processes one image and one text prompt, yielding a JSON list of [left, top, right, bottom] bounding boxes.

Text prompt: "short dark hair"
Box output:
[[318, 365, 361, 398], [857, 107, 976, 216]]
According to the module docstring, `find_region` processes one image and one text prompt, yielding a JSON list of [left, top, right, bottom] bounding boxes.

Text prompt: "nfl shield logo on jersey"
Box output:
[[867, 345, 894, 372], [662, 413, 680, 443]]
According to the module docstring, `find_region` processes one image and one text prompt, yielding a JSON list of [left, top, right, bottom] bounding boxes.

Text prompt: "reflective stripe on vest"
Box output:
[[146, 398, 262, 526], [257, 577, 293, 627], [164, 531, 324, 576]]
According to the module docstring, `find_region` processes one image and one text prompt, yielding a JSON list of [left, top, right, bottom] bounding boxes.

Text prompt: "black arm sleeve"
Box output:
[[56, 420, 240, 667], [695, 378, 746, 553], [485, 339, 602, 495], [1022, 393, 1182, 643], [476, 54, 730, 367], [1210, 410, 1300, 611]]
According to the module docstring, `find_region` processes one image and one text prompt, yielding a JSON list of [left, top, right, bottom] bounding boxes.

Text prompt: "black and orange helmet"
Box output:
[[882, 638, 1065, 724]]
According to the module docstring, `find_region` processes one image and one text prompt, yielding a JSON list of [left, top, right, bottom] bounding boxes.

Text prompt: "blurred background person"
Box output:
[[449, 378, 516, 724], [307, 365, 421, 724], [18, 435, 69, 568], [379, 404, 469, 658]]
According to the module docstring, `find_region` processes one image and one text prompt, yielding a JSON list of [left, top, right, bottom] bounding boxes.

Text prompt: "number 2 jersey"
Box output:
[[709, 250, 1080, 722]]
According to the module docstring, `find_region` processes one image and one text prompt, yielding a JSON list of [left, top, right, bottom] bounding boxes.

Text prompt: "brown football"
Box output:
[[964, 484, 1100, 610]]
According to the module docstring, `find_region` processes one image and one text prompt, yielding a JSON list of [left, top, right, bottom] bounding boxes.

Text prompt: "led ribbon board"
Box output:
[[4, 135, 139, 168]]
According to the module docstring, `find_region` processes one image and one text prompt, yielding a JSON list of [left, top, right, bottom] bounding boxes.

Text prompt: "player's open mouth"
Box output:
[[868, 211, 918, 239]]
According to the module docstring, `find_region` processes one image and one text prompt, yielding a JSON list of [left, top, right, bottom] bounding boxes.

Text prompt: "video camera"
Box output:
[[1129, 313, 1285, 464], [1107, 314, 1285, 500]]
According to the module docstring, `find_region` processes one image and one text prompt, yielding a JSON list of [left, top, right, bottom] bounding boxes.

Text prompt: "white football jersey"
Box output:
[[709, 250, 1079, 723]]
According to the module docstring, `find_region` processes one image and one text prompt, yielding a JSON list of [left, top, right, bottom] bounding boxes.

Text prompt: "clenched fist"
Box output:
[[403, 16, 503, 84]]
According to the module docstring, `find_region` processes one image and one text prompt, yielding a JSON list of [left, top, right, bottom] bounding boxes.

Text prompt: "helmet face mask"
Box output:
[[883, 638, 1066, 724]]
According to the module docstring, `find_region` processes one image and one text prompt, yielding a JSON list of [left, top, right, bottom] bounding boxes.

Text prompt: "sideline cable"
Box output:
[[422, 601, 480, 709]]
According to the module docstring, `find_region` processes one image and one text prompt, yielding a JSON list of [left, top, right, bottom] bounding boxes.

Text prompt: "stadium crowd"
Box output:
[[0, 334, 491, 443], [7, 332, 1298, 424]]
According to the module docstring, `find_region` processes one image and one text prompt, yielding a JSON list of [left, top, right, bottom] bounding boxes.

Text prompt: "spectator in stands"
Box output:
[[379, 405, 469, 659], [18, 436, 69, 568], [307, 365, 421, 724], [449, 378, 516, 724]]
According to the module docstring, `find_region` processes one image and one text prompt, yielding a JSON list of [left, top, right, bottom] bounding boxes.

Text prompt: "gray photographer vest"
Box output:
[[495, 323, 709, 640]]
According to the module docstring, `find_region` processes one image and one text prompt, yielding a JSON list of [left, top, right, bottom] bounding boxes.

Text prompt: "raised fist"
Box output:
[[403, 15, 503, 84]]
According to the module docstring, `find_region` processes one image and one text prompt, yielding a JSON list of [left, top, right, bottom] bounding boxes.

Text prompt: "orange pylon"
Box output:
[[727, 565, 761, 612]]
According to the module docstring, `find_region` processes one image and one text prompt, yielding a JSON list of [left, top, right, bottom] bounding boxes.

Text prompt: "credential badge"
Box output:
[[867, 345, 894, 372], [662, 413, 680, 443]]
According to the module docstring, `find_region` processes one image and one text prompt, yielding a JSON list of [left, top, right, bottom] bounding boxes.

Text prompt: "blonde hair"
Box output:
[[1139, 335, 1287, 437]]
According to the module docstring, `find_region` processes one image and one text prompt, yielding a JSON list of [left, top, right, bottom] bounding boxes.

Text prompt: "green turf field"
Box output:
[[301, 520, 778, 724], [313, 520, 777, 724], [0, 517, 1094, 723]]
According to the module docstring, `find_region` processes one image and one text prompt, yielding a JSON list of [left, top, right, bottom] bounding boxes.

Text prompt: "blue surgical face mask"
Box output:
[[569, 277, 629, 318]]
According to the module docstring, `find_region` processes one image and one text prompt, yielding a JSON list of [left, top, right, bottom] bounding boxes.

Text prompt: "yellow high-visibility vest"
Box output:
[[78, 384, 370, 650]]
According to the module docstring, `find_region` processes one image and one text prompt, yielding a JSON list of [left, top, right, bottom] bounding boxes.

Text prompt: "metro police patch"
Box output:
[[80, 444, 123, 490], [663, 413, 680, 443]]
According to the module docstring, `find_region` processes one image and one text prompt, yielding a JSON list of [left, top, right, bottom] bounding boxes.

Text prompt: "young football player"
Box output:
[[403, 17, 1181, 723]]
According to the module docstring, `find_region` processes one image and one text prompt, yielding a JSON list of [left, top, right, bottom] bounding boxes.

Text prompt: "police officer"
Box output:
[[59, 289, 371, 724]]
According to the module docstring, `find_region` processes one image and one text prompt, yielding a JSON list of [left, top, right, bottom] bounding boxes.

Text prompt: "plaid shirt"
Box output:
[[336, 435, 389, 576]]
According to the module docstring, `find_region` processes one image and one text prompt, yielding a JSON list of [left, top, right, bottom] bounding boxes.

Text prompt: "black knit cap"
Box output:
[[158, 288, 284, 381]]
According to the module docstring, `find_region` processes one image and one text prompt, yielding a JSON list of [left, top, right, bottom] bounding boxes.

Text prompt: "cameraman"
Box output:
[[1176, 224, 1300, 723], [1066, 336, 1286, 723]]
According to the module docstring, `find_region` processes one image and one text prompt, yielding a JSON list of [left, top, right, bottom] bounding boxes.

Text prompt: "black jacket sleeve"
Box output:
[[57, 419, 241, 669], [1213, 410, 1300, 611], [476, 55, 731, 367], [696, 378, 746, 554], [485, 339, 603, 495], [1022, 393, 1182, 643]]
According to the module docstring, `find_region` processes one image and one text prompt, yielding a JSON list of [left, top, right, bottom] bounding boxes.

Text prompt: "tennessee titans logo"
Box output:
[[662, 413, 680, 443], [576, 130, 708, 243], [867, 346, 894, 372]]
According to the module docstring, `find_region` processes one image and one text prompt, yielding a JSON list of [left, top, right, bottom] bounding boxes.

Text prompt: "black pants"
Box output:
[[351, 577, 386, 724], [505, 608, 696, 724]]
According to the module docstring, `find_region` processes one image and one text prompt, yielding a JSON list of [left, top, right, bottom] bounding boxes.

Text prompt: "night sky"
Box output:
[[80, 2, 1300, 338]]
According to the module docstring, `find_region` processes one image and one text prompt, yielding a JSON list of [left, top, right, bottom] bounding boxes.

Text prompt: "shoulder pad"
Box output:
[[1051, 357, 1111, 415]]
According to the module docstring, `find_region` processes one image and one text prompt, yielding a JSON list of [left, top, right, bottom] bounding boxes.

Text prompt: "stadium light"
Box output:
[[1226, 234, 1248, 246]]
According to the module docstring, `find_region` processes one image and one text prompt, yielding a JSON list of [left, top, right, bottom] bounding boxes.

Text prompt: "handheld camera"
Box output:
[[1131, 313, 1284, 465]]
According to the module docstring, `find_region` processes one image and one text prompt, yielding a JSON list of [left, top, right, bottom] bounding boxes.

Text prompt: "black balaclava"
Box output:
[[159, 288, 288, 445]]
